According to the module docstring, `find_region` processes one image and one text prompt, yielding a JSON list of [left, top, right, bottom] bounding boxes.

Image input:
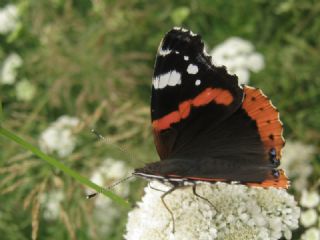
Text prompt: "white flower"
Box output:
[[246, 53, 265, 72], [281, 141, 315, 192], [0, 53, 23, 85], [39, 190, 64, 220], [226, 37, 254, 54], [15, 79, 36, 101], [301, 191, 320, 208], [39, 116, 79, 157], [125, 182, 300, 240], [0, 4, 19, 34], [210, 37, 264, 85], [301, 228, 320, 240], [232, 68, 250, 85], [301, 209, 318, 227], [87, 158, 132, 237]]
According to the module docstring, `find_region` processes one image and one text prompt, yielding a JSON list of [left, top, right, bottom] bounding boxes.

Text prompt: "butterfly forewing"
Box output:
[[151, 27, 243, 159]]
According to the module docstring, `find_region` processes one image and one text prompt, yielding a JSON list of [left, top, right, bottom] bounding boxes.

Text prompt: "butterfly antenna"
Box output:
[[87, 129, 138, 199], [91, 128, 137, 162], [91, 129, 106, 141], [108, 174, 135, 189], [86, 174, 135, 199], [86, 192, 98, 199], [91, 128, 148, 166]]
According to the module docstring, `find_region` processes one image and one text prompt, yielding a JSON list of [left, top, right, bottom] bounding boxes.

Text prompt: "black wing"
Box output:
[[151, 27, 243, 159]]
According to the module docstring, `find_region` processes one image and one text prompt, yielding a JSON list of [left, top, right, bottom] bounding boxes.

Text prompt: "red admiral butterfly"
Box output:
[[134, 27, 288, 190]]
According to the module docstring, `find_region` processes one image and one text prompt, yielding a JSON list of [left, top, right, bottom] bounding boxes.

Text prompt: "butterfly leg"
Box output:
[[148, 182, 166, 192], [192, 184, 217, 211], [161, 186, 178, 233]]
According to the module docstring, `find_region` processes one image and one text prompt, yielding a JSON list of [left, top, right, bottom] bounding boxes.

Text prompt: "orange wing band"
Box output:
[[241, 86, 285, 160], [246, 169, 289, 189], [152, 87, 233, 131]]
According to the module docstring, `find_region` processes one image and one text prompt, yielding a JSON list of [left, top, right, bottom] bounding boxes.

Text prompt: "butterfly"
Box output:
[[133, 27, 288, 231]]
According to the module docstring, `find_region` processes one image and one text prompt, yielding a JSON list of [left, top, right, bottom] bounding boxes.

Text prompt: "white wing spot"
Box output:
[[184, 56, 189, 61], [190, 31, 197, 36], [158, 48, 172, 56], [195, 79, 201, 86], [153, 71, 182, 89], [187, 64, 199, 74]]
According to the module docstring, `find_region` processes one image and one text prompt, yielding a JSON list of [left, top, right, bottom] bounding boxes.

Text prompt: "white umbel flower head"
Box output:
[[39, 190, 64, 220], [210, 37, 265, 85], [39, 116, 80, 158], [125, 182, 300, 240], [15, 79, 36, 101], [0, 53, 23, 85], [300, 191, 320, 208], [0, 4, 19, 34], [300, 209, 318, 228], [246, 53, 265, 72], [301, 228, 320, 240], [281, 141, 315, 192]]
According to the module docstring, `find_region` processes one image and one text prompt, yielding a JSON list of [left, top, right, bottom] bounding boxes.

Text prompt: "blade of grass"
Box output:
[[0, 99, 3, 124], [0, 126, 130, 209]]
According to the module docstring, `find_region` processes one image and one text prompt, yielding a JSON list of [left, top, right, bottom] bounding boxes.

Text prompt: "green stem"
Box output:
[[0, 126, 130, 209]]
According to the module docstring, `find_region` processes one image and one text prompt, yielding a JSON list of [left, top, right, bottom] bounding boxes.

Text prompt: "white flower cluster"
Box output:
[[0, 4, 19, 34], [125, 181, 300, 240], [15, 79, 36, 101], [300, 190, 320, 240], [281, 141, 315, 192], [39, 116, 80, 158], [210, 37, 265, 85], [301, 228, 320, 240], [0, 53, 23, 85], [39, 190, 64, 220], [87, 158, 132, 237]]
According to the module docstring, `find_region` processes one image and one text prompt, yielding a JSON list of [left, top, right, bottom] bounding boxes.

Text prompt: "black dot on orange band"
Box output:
[[269, 134, 274, 140], [251, 97, 256, 101], [259, 107, 264, 111], [272, 169, 280, 178]]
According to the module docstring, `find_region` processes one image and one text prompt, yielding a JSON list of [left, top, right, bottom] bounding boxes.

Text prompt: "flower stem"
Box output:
[[0, 126, 131, 208]]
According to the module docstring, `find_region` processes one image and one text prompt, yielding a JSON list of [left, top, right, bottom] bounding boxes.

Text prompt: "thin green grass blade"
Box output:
[[0, 100, 3, 124], [0, 126, 130, 209]]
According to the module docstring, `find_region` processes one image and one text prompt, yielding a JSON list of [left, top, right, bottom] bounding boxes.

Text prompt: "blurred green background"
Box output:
[[0, 0, 319, 239]]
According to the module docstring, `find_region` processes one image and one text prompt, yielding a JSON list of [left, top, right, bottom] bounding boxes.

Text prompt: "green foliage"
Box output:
[[0, 0, 319, 239]]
